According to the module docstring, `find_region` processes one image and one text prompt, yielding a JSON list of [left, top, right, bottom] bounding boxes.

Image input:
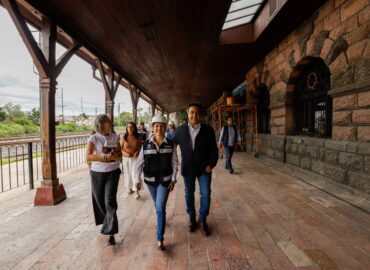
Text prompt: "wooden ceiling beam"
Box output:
[[2, 0, 49, 78], [55, 43, 81, 77]]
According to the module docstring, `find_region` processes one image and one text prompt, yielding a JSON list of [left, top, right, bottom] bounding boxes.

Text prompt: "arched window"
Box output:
[[256, 85, 270, 134], [293, 58, 332, 137]]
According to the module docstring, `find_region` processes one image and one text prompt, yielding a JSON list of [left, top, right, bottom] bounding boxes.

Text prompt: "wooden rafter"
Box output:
[[55, 44, 81, 77], [95, 59, 122, 101], [3, 0, 49, 78]]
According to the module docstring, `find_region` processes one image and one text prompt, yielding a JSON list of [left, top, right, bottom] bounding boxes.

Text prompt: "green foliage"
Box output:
[[27, 107, 40, 125], [177, 109, 187, 123], [79, 113, 88, 120], [0, 107, 6, 121], [115, 111, 133, 127], [0, 104, 40, 135], [2, 103, 26, 122], [0, 122, 26, 136], [137, 106, 150, 125], [56, 123, 91, 133], [0, 103, 92, 136]]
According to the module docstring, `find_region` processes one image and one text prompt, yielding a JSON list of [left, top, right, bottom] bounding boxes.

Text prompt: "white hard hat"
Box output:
[[151, 113, 167, 125], [168, 120, 175, 126]]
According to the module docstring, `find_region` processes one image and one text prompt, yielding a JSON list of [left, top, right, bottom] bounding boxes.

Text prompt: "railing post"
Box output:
[[28, 142, 34, 189]]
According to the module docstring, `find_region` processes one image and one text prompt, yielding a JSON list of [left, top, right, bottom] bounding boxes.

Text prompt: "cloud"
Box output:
[[0, 74, 20, 87]]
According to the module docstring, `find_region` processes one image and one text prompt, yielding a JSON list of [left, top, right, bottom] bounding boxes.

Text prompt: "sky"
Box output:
[[0, 8, 148, 116]]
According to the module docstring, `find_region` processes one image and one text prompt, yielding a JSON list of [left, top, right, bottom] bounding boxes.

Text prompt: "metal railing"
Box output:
[[0, 134, 90, 193]]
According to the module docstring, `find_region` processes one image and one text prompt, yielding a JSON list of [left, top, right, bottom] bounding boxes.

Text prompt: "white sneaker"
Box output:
[[127, 189, 134, 195]]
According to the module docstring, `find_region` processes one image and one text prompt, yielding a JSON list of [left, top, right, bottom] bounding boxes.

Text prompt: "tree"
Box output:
[[137, 106, 150, 125], [115, 111, 133, 127], [0, 107, 6, 122], [79, 113, 88, 120], [3, 103, 26, 121], [27, 107, 40, 125]]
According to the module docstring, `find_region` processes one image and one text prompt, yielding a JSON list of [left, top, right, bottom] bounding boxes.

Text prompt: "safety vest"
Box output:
[[143, 139, 174, 186]]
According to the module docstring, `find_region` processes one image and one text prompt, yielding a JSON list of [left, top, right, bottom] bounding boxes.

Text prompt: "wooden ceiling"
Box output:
[[19, 0, 327, 112]]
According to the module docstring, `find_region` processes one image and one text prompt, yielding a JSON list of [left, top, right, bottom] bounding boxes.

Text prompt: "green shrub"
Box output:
[[0, 122, 25, 136], [56, 123, 91, 133]]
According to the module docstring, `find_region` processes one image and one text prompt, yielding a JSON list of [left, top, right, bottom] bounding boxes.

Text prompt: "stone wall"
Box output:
[[246, 133, 370, 194], [244, 0, 370, 141]]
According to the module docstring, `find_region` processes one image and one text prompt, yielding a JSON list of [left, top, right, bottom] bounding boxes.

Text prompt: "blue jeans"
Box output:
[[147, 184, 170, 241], [224, 145, 234, 170], [183, 173, 212, 222]]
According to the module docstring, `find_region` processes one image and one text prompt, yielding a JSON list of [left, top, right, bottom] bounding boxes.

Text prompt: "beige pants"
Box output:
[[122, 157, 137, 191]]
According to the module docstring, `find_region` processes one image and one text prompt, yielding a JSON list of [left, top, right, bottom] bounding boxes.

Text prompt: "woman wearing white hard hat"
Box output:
[[135, 113, 178, 250]]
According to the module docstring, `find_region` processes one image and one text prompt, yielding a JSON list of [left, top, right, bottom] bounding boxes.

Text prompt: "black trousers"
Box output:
[[90, 168, 121, 235]]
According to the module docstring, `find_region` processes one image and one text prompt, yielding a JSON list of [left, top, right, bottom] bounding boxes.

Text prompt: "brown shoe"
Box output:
[[199, 220, 211, 237], [107, 235, 116, 246], [157, 240, 166, 251]]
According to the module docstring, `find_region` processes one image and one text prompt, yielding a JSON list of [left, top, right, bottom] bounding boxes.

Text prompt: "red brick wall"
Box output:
[[245, 0, 370, 141]]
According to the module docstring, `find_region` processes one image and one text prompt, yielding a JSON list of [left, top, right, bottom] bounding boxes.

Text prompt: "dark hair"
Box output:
[[227, 116, 233, 120], [140, 122, 145, 125], [188, 103, 203, 113], [124, 121, 139, 140]]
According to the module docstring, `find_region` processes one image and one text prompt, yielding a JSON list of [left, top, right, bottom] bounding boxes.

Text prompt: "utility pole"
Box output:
[[80, 97, 84, 114], [95, 107, 98, 116], [57, 87, 65, 124]]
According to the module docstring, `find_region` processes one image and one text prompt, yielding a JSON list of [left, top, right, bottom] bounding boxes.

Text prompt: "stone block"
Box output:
[[286, 153, 301, 167], [358, 91, 370, 107], [312, 160, 325, 175], [298, 144, 306, 155], [352, 109, 370, 124], [333, 94, 357, 110], [358, 127, 370, 142], [324, 164, 346, 183], [347, 171, 370, 194], [365, 156, 370, 173], [301, 157, 311, 170], [326, 149, 339, 164], [338, 152, 363, 171], [346, 142, 358, 153], [355, 58, 370, 83], [332, 126, 356, 141], [305, 146, 319, 159], [325, 140, 348, 151], [340, 0, 369, 22], [358, 142, 370, 155], [274, 150, 284, 161], [333, 111, 352, 124]]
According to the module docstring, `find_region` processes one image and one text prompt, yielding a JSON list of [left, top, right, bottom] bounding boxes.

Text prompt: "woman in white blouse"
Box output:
[[86, 114, 122, 246]]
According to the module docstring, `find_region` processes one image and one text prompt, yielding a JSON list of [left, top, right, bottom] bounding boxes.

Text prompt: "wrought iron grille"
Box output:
[[294, 61, 332, 137]]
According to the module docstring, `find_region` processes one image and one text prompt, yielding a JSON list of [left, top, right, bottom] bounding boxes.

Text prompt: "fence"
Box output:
[[0, 134, 90, 193]]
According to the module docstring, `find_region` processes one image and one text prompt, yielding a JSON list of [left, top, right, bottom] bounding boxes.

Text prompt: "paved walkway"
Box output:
[[0, 153, 369, 270]]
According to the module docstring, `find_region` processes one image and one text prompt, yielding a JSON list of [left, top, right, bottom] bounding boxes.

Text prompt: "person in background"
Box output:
[[86, 114, 122, 246], [138, 122, 148, 142], [218, 116, 241, 174], [174, 103, 218, 237], [121, 121, 142, 199], [181, 118, 188, 126], [135, 113, 178, 251], [165, 120, 176, 143]]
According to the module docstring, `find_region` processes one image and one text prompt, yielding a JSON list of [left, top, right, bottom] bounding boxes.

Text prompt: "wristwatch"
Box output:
[[172, 180, 177, 184]]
